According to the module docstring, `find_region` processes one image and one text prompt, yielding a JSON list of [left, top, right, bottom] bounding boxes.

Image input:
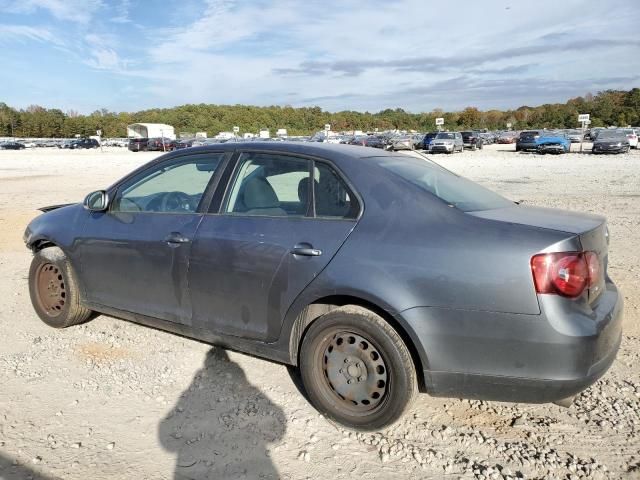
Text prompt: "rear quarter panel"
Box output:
[[278, 160, 572, 356]]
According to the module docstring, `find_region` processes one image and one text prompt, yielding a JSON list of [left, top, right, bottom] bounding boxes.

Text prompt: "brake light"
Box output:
[[585, 251, 601, 287], [530, 252, 599, 298]]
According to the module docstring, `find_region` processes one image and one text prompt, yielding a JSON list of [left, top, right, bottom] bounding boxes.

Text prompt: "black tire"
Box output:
[[299, 306, 417, 431], [29, 247, 93, 328]]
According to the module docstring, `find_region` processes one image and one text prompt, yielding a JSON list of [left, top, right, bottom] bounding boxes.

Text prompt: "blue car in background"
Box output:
[[422, 132, 438, 150], [516, 130, 570, 154], [536, 131, 571, 154]]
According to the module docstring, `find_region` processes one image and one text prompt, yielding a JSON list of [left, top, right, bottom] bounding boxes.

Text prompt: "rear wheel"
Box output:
[[29, 247, 93, 328], [299, 306, 417, 431]]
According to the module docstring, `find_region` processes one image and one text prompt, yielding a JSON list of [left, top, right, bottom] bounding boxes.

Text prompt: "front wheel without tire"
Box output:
[[29, 247, 93, 328], [299, 306, 417, 431]]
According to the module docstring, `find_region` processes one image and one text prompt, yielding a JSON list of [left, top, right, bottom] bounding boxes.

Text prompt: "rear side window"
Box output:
[[375, 156, 513, 212], [313, 163, 359, 219]]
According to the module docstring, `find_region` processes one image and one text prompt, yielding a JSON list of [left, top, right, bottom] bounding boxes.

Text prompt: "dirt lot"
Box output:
[[0, 144, 639, 479]]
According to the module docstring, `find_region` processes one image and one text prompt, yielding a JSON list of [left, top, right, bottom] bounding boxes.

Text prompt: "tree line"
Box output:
[[0, 88, 638, 138]]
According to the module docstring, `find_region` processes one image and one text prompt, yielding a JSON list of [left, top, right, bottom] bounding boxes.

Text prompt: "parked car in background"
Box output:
[[69, 138, 100, 149], [621, 129, 638, 149], [388, 136, 414, 151], [516, 130, 544, 152], [348, 135, 385, 149], [0, 141, 26, 150], [479, 132, 495, 145], [536, 131, 571, 154], [421, 132, 438, 150], [461, 131, 484, 150], [24, 142, 623, 431], [566, 130, 583, 143], [588, 128, 605, 141], [429, 131, 463, 154], [147, 137, 175, 152], [103, 138, 128, 147], [128, 138, 149, 152], [497, 131, 518, 144], [592, 130, 631, 154], [174, 138, 200, 150]]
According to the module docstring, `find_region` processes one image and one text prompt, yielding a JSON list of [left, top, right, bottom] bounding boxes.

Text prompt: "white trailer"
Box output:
[[126, 123, 176, 139]]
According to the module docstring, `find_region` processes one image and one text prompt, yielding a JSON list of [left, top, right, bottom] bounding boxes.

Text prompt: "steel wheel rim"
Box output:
[[35, 263, 66, 317], [319, 331, 389, 415]]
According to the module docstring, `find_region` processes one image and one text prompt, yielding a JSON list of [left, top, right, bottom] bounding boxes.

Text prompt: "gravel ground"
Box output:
[[0, 144, 638, 479]]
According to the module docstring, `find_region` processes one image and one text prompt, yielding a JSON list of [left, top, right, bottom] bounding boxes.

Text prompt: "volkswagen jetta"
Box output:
[[24, 143, 623, 430]]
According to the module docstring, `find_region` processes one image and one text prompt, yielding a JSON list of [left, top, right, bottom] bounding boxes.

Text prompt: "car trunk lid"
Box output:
[[469, 205, 608, 303]]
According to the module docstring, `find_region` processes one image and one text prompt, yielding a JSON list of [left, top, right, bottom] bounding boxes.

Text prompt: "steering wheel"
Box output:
[[160, 191, 193, 212]]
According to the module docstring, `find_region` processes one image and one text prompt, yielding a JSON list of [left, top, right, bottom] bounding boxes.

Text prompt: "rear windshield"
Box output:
[[373, 156, 514, 212]]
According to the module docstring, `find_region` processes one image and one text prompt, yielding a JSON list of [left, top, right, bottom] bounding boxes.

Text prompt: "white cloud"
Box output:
[[1, 0, 639, 112], [0, 24, 63, 45], [110, 0, 131, 23], [121, 0, 638, 111], [0, 0, 103, 23], [83, 33, 129, 71]]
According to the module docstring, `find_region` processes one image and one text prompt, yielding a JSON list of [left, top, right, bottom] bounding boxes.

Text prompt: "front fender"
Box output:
[[24, 203, 86, 253]]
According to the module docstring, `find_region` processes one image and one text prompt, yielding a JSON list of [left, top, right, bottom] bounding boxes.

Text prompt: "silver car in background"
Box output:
[[429, 131, 464, 154]]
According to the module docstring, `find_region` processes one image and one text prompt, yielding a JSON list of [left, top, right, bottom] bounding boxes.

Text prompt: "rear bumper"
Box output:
[[401, 282, 623, 403]]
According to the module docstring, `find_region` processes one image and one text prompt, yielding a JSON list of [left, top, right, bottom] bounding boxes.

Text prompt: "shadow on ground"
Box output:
[[0, 452, 58, 480], [159, 347, 286, 480]]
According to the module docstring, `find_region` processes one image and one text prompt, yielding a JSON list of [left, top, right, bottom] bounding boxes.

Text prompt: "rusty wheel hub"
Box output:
[[35, 263, 66, 317], [323, 332, 388, 411]]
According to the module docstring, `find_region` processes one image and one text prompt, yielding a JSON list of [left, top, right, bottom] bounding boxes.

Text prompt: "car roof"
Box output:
[[162, 141, 394, 161]]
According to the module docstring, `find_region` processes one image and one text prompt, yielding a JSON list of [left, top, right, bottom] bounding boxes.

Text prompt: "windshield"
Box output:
[[435, 133, 455, 139], [597, 130, 626, 140], [374, 156, 514, 212]]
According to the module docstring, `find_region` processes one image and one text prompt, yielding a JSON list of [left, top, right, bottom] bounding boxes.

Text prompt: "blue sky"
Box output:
[[0, 0, 639, 114]]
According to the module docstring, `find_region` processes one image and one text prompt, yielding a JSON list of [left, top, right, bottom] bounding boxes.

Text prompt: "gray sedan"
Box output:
[[24, 142, 622, 430]]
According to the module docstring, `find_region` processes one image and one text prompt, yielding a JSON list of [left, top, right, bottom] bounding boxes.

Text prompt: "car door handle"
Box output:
[[292, 244, 322, 256], [164, 232, 190, 245]]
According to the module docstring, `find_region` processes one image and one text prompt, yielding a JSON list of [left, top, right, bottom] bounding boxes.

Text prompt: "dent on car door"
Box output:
[[189, 151, 360, 341], [77, 153, 225, 322]]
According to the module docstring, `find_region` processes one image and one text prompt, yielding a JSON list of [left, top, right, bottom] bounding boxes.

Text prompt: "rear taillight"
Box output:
[[531, 251, 600, 298]]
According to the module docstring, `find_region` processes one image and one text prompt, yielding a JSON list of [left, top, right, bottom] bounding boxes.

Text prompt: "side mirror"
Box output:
[[84, 190, 109, 212]]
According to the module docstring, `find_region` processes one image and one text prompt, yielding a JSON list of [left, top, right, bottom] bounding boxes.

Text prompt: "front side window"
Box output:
[[225, 153, 311, 217], [112, 153, 223, 213]]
